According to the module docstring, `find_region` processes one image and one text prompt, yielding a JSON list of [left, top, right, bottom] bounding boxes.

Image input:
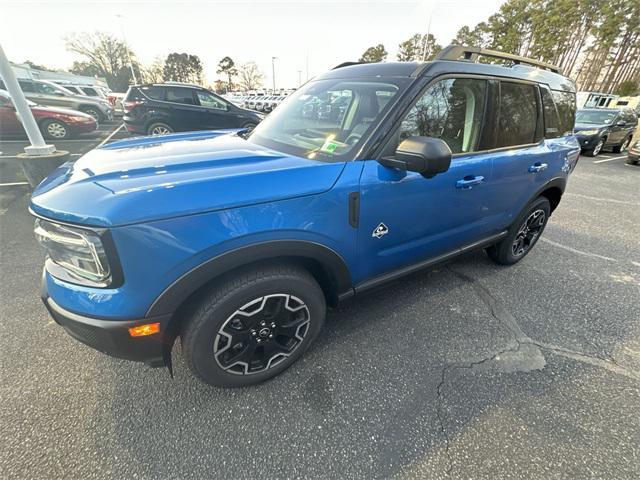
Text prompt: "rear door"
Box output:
[[486, 80, 558, 229], [161, 87, 202, 132], [0, 94, 21, 135], [33, 81, 72, 109]]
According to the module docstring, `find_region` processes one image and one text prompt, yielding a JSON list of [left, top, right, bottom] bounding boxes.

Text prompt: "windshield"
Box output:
[[247, 78, 408, 161], [576, 110, 617, 125]]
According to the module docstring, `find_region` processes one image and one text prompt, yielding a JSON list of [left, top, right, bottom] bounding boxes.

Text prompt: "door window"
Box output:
[[196, 91, 228, 110], [18, 81, 37, 93], [164, 87, 195, 105], [397, 77, 487, 154], [496, 82, 539, 147], [35, 82, 64, 95]]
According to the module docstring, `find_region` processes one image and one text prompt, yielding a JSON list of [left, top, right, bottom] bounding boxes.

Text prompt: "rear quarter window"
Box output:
[[551, 90, 576, 136], [540, 87, 561, 139]]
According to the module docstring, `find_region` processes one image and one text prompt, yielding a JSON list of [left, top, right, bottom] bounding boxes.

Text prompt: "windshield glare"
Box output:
[[247, 78, 406, 161], [576, 110, 617, 125]]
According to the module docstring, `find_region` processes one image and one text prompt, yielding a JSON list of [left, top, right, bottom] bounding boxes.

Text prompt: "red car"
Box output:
[[0, 89, 97, 140]]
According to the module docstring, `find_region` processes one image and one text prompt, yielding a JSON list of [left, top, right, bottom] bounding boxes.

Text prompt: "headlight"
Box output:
[[71, 115, 92, 122], [35, 218, 112, 287], [577, 129, 600, 135]]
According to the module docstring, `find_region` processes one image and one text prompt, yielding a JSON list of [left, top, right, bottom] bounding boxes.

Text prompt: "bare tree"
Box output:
[[237, 62, 264, 91], [65, 32, 140, 91], [143, 57, 165, 83]]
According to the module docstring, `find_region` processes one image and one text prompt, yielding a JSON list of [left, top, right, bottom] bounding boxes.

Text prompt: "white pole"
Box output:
[[0, 43, 55, 155], [116, 14, 138, 84]]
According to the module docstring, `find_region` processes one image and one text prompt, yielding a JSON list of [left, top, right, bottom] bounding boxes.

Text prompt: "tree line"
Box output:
[[63, 32, 264, 92], [359, 0, 639, 95]]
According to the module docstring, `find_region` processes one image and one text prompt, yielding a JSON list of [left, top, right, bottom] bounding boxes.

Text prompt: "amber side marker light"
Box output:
[[128, 322, 160, 337]]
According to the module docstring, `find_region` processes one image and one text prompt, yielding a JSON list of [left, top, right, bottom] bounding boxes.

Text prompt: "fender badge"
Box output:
[[372, 223, 389, 239]]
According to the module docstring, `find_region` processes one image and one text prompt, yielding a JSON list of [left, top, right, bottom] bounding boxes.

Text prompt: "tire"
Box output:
[[487, 196, 551, 265], [626, 156, 639, 165], [40, 119, 70, 140], [147, 122, 173, 136], [583, 138, 604, 157], [181, 263, 326, 387], [80, 106, 104, 123], [242, 122, 257, 131], [613, 135, 632, 153]]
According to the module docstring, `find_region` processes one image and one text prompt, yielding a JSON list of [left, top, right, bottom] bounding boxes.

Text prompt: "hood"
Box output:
[[574, 123, 607, 132], [30, 131, 346, 227]]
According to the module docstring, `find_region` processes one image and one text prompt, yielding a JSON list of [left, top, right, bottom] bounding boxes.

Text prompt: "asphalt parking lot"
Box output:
[[1, 126, 639, 479]]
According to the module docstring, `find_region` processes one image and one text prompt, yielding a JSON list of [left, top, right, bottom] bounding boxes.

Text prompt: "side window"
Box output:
[[196, 91, 228, 110], [164, 87, 195, 105], [540, 87, 561, 139], [140, 86, 164, 100], [398, 78, 487, 154], [36, 82, 62, 95], [18, 81, 36, 93], [496, 82, 538, 147], [551, 90, 576, 136]]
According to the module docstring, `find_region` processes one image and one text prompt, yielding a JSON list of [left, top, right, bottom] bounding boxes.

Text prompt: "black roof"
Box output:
[[317, 59, 575, 92]]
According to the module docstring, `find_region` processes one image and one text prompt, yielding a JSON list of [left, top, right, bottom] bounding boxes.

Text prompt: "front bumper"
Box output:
[[575, 134, 602, 149], [42, 284, 171, 366]]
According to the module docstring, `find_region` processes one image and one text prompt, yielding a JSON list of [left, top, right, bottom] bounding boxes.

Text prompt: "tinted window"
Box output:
[[139, 86, 165, 101], [540, 87, 561, 139], [496, 82, 538, 147], [398, 77, 487, 154], [623, 111, 637, 124], [164, 87, 195, 105], [196, 91, 227, 110], [81, 87, 98, 96], [18, 81, 37, 93], [551, 91, 576, 135]]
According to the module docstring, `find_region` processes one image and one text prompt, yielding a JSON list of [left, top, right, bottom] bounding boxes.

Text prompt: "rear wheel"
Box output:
[[241, 122, 257, 131], [626, 156, 639, 165], [487, 197, 550, 265], [181, 263, 326, 387], [613, 135, 631, 153], [40, 119, 70, 140], [147, 122, 173, 136]]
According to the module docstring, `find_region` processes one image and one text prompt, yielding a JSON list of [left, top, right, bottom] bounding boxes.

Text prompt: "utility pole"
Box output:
[[297, 70, 302, 86], [271, 56, 277, 93], [116, 14, 138, 84]]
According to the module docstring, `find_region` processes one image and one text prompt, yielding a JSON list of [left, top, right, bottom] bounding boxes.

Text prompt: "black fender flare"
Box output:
[[146, 240, 354, 318], [527, 176, 566, 214]]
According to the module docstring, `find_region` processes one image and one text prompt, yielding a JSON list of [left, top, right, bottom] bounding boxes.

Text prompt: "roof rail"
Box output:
[[435, 45, 562, 75], [332, 61, 365, 70]]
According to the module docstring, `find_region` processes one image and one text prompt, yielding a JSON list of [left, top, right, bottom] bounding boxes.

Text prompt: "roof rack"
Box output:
[[435, 45, 562, 75], [332, 61, 365, 70]]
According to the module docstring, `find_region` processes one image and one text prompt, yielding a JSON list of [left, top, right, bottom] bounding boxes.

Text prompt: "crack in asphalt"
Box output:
[[433, 268, 640, 477]]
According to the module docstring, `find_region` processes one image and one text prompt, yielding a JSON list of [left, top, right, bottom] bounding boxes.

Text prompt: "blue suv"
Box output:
[[31, 46, 580, 386]]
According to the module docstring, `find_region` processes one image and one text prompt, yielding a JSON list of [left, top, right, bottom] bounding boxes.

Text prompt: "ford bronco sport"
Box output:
[[31, 46, 580, 386]]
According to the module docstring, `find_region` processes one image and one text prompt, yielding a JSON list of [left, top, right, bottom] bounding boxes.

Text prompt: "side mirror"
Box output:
[[616, 120, 626, 127], [378, 136, 452, 177]]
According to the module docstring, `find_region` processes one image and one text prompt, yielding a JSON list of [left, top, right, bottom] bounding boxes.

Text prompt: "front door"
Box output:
[[193, 90, 233, 129], [357, 77, 500, 282]]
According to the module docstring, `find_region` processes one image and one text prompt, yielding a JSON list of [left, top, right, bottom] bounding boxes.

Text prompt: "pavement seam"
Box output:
[[433, 267, 640, 476]]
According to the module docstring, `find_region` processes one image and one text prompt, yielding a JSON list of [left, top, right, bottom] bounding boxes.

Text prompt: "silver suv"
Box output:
[[0, 79, 113, 123]]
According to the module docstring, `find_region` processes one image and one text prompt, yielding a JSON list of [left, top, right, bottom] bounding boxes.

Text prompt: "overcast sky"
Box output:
[[0, 0, 505, 88]]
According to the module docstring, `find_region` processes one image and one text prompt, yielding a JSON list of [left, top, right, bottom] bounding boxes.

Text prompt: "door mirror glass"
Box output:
[[616, 120, 626, 127], [378, 136, 452, 177]]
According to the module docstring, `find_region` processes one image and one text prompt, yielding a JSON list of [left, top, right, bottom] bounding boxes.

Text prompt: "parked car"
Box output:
[[627, 139, 640, 165], [574, 108, 638, 156], [122, 83, 263, 136], [0, 89, 97, 140], [57, 85, 86, 96], [31, 45, 580, 387], [0, 78, 113, 123]]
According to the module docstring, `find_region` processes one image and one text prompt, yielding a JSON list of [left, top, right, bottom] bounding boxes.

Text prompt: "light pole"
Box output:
[[271, 56, 277, 93], [297, 70, 302, 86], [116, 14, 138, 84], [0, 44, 53, 155]]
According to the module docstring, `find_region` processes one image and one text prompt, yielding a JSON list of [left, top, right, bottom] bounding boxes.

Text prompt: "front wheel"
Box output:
[[181, 264, 326, 387], [487, 196, 550, 265], [583, 138, 604, 157], [40, 119, 70, 140], [80, 106, 103, 123]]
